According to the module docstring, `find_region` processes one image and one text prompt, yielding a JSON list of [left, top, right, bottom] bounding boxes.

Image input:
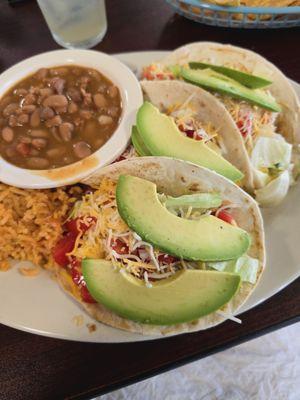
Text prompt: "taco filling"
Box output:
[[53, 174, 259, 325], [126, 95, 227, 159], [142, 61, 300, 205]]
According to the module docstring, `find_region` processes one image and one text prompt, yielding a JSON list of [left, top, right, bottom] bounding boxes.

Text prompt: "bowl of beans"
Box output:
[[0, 50, 142, 188]]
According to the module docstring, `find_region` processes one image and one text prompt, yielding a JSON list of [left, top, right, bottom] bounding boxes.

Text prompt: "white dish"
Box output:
[[0, 51, 299, 343], [0, 49, 143, 189]]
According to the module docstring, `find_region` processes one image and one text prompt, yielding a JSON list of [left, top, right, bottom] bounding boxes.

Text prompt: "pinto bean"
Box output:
[[93, 93, 107, 108], [23, 94, 36, 106], [50, 67, 68, 76], [1, 127, 14, 142], [59, 122, 74, 141], [17, 114, 29, 125], [35, 68, 48, 80], [108, 86, 119, 98], [45, 115, 62, 128], [39, 88, 54, 98], [107, 106, 120, 118], [22, 105, 36, 114], [55, 106, 68, 114], [46, 147, 66, 158], [3, 103, 19, 117], [98, 115, 113, 125], [40, 107, 55, 120], [30, 129, 49, 138], [30, 108, 41, 127], [16, 142, 30, 156], [81, 88, 92, 107], [27, 157, 50, 169], [29, 148, 40, 157], [32, 138, 47, 149], [50, 77, 65, 95], [8, 115, 18, 127], [68, 101, 78, 114], [97, 84, 108, 94], [6, 146, 17, 158], [88, 69, 101, 80], [43, 95, 68, 108], [50, 127, 62, 142], [19, 136, 32, 144], [14, 88, 28, 97], [0, 97, 13, 111], [73, 141, 91, 159], [67, 87, 81, 102], [80, 109, 92, 120], [80, 76, 90, 85], [29, 86, 40, 95]]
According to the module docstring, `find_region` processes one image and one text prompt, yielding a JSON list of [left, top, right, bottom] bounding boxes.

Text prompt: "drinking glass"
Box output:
[[37, 0, 107, 49]]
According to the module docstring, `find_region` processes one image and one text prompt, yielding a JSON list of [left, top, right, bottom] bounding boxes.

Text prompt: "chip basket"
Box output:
[[166, 0, 300, 28]]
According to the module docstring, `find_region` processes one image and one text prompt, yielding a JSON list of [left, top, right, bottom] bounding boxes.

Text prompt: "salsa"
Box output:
[[0, 65, 122, 169]]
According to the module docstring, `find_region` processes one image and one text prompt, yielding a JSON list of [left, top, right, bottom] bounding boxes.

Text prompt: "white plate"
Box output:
[[0, 51, 299, 343]]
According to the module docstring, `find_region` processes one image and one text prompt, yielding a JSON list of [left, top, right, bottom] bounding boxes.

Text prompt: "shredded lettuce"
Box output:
[[207, 255, 259, 284], [255, 170, 290, 207], [251, 135, 292, 173]]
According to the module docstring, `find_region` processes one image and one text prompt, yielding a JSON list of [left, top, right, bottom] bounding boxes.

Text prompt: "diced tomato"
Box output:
[[142, 71, 154, 80], [71, 261, 83, 286], [114, 155, 126, 163], [216, 210, 236, 225], [158, 254, 178, 264], [237, 114, 253, 138], [70, 259, 97, 303], [185, 129, 195, 138], [178, 126, 202, 141], [80, 284, 97, 303], [111, 238, 129, 255], [65, 216, 96, 236], [52, 232, 77, 267]]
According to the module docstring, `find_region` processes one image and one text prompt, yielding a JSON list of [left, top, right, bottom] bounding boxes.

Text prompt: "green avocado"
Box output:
[[136, 102, 244, 182], [82, 259, 241, 325], [116, 175, 250, 261], [131, 125, 151, 156], [181, 67, 281, 112], [162, 192, 222, 209], [189, 62, 272, 89]]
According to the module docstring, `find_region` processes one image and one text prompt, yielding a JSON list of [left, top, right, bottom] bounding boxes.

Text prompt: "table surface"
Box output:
[[1, 1, 300, 399]]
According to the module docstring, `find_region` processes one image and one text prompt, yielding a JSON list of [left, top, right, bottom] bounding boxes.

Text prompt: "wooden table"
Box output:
[[1, 1, 299, 399]]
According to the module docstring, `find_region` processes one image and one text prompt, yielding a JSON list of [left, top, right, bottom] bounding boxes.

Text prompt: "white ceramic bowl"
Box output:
[[0, 49, 143, 189]]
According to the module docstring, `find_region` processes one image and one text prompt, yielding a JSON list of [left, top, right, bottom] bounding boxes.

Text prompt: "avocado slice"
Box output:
[[136, 102, 244, 182], [181, 68, 281, 112], [82, 259, 241, 325], [161, 192, 222, 209], [131, 125, 151, 156], [116, 175, 250, 261], [189, 62, 272, 89]]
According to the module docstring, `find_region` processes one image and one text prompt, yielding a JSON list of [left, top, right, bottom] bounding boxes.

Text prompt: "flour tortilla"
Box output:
[[161, 42, 300, 189], [140, 80, 253, 190], [57, 157, 265, 336]]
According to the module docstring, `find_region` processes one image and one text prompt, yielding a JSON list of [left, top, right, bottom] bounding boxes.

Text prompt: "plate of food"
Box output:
[[0, 43, 299, 343], [166, 0, 300, 28]]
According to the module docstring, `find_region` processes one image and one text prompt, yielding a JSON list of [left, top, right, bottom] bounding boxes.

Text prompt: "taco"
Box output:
[[52, 157, 265, 336], [131, 80, 253, 189], [142, 42, 300, 206]]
